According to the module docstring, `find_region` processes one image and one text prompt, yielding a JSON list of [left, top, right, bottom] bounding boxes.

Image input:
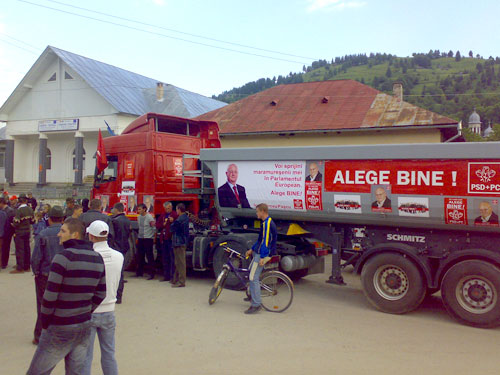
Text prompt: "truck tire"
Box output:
[[287, 268, 309, 281], [124, 230, 138, 271], [361, 253, 426, 314], [441, 260, 500, 328], [212, 240, 250, 290]]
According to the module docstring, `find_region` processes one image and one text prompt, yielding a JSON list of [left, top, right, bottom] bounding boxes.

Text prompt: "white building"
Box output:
[[0, 46, 226, 197]]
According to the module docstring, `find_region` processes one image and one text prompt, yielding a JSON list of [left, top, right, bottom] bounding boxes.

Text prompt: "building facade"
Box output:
[[196, 81, 461, 147], [0, 46, 226, 196]]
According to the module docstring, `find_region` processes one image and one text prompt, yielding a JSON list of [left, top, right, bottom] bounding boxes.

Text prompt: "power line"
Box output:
[[43, 0, 319, 61], [17, 0, 308, 65], [0, 31, 41, 52], [0, 38, 39, 55]]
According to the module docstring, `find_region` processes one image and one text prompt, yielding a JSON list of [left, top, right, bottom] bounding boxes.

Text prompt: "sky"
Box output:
[[1, 0, 500, 107]]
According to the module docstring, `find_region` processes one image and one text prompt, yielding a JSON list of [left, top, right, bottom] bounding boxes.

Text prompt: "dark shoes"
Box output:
[[160, 278, 171, 282], [147, 275, 155, 280], [9, 269, 24, 274], [171, 283, 185, 288], [244, 305, 261, 314], [243, 296, 251, 302]]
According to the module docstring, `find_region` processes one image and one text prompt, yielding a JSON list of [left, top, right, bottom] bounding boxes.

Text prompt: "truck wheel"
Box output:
[[212, 240, 250, 290], [287, 268, 309, 281], [441, 260, 500, 328], [361, 253, 426, 314], [124, 230, 138, 271]]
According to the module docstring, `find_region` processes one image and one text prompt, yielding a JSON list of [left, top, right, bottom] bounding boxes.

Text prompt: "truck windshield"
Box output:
[[95, 155, 118, 183]]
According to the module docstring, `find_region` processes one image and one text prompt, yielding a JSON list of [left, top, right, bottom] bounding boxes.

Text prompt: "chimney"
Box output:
[[393, 82, 403, 101], [156, 82, 164, 102]]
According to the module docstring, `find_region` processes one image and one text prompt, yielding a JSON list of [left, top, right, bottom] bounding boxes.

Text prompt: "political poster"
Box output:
[[444, 198, 468, 225], [333, 195, 362, 214], [217, 161, 306, 211], [398, 197, 429, 218]]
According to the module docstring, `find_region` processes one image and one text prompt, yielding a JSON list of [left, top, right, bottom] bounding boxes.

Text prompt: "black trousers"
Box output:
[[136, 238, 154, 277], [162, 239, 175, 280], [34, 274, 48, 341], [1, 232, 12, 268], [14, 233, 31, 271]]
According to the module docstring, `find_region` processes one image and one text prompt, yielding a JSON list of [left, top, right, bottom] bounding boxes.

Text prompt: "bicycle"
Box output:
[[208, 242, 294, 312]]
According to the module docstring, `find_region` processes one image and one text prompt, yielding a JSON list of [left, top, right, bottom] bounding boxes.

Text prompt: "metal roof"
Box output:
[[50, 47, 226, 117], [0, 46, 225, 118], [195, 80, 458, 134]]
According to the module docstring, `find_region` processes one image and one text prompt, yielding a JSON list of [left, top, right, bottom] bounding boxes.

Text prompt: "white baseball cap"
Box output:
[[86, 220, 109, 237]]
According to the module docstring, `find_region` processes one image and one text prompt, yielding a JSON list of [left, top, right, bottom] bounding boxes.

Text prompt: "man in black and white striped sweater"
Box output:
[[27, 218, 106, 375]]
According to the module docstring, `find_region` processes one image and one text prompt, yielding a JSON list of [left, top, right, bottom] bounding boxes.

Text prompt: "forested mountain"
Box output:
[[213, 50, 500, 140]]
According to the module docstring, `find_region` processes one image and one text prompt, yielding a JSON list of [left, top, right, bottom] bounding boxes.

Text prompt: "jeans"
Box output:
[[34, 275, 49, 341], [249, 254, 264, 307], [15, 232, 31, 271], [27, 322, 91, 375], [1, 231, 12, 268], [83, 312, 118, 375], [162, 239, 175, 280], [136, 238, 154, 277], [173, 245, 186, 286]]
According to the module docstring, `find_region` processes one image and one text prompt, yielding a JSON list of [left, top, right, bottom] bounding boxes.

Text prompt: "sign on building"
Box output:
[[38, 119, 79, 132]]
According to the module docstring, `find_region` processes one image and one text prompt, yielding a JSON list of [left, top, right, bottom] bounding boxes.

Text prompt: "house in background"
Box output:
[[0, 46, 226, 198], [196, 80, 462, 147]]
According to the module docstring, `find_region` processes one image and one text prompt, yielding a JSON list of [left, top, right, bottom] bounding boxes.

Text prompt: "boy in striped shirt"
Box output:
[[27, 218, 106, 375]]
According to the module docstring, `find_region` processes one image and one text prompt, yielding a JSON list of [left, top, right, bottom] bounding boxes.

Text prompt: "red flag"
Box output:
[[96, 129, 108, 173]]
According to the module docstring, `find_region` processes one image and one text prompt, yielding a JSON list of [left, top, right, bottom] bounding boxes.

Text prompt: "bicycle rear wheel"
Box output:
[[259, 271, 294, 313], [209, 268, 229, 305]]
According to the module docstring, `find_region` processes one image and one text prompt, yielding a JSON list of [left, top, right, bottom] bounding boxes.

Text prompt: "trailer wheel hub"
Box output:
[[456, 276, 496, 314], [373, 265, 409, 301]]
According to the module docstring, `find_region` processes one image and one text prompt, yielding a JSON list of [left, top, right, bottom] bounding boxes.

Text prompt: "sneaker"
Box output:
[[244, 305, 261, 314], [9, 269, 24, 274]]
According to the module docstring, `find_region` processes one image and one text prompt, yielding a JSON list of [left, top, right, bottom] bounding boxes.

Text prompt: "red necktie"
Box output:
[[233, 186, 241, 204]]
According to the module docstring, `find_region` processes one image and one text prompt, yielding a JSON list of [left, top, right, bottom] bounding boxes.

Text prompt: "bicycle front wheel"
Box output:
[[209, 268, 229, 305], [260, 271, 294, 313]]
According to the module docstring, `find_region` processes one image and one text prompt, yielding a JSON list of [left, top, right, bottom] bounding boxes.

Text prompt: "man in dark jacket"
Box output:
[[80, 198, 115, 244], [111, 202, 131, 303], [170, 203, 189, 287], [0, 201, 6, 271], [10, 193, 34, 273], [0, 197, 15, 269], [27, 218, 106, 375], [27, 192, 38, 211], [156, 201, 177, 282], [30, 206, 65, 344]]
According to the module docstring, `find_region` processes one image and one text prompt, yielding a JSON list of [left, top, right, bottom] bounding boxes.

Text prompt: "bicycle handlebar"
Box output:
[[219, 242, 249, 259]]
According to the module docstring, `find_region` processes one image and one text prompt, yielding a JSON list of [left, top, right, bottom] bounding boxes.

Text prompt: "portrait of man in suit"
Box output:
[[305, 162, 322, 182], [371, 187, 392, 211], [128, 195, 137, 213], [474, 201, 499, 225], [218, 163, 251, 208]]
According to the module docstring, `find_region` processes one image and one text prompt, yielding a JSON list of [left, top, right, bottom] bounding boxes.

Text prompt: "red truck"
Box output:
[[93, 112, 500, 328]]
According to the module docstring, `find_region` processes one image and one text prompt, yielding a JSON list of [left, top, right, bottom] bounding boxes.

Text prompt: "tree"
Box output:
[[386, 67, 392, 78], [455, 51, 462, 62], [469, 50, 473, 58], [448, 50, 454, 57]]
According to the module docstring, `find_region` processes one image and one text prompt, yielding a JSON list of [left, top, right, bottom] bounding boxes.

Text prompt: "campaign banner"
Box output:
[[445, 198, 468, 225], [125, 160, 134, 179], [468, 163, 500, 195], [217, 161, 306, 210], [398, 197, 429, 218], [174, 157, 183, 177], [305, 181, 322, 210], [324, 160, 500, 196]]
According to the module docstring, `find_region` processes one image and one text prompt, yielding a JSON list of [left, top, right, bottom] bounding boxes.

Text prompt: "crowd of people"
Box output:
[[1, 191, 273, 373]]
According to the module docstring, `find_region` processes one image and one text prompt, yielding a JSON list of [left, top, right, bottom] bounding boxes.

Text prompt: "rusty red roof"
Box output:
[[196, 80, 457, 134]]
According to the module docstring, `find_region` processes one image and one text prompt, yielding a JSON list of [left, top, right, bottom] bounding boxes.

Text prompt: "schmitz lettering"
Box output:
[[386, 234, 426, 243]]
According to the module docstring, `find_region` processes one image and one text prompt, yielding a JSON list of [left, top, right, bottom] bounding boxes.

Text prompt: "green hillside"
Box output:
[[213, 51, 500, 140]]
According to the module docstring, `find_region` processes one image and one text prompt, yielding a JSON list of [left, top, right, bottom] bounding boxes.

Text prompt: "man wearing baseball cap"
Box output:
[[83, 220, 123, 375]]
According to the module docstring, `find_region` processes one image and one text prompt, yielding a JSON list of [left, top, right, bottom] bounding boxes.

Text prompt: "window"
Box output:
[[94, 155, 118, 183], [64, 71, 73, 80], [0, 152, 4, 168], [72, 148, 86, 170], [48, 73, 56, 82], [46, 148, 51, 170]]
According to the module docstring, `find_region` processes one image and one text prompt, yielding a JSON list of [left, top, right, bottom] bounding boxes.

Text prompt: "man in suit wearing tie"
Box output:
[[218, 164, 251, 208]]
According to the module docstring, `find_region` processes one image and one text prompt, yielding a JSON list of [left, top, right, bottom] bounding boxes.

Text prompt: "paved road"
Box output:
[[1, 255, 499, 375]]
